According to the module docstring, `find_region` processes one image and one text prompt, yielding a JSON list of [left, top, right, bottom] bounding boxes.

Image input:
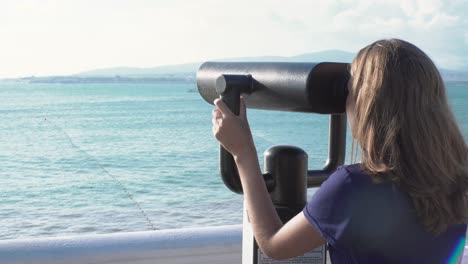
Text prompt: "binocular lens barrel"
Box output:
[[197, 61, 350, 114]]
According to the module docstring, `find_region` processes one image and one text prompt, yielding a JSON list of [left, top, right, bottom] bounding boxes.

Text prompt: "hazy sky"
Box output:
[[1, 0, 468, 78]]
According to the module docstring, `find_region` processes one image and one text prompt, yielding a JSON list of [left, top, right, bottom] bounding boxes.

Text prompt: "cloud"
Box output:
[[292, 0, 468, 69]]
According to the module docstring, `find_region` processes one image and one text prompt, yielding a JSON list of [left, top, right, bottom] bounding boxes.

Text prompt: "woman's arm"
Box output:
[[212, 97, 325, 259]]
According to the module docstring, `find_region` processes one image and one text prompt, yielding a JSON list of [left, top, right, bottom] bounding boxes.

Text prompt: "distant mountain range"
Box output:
[[6, 50, 468, 83], [76, 50, 356, 78]]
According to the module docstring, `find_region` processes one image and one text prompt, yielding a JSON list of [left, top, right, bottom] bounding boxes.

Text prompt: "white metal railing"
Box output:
[[0, 225, 466, 264], [0, 225, 242, 264], [464, 245, 468, 264]]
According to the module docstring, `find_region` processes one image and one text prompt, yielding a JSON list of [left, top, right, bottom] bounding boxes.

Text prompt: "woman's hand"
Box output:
[[212, 96, 256, 159]]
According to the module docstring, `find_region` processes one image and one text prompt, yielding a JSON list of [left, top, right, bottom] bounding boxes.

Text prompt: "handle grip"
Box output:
[[216, 75, 250, 194]]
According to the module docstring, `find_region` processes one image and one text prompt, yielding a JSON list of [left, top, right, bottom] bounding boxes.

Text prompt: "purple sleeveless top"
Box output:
[[303, 164, 467, 264]]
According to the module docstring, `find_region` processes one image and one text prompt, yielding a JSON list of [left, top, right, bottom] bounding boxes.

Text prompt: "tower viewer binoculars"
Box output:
[[197, 61, 350, 194], [197, 62, 350, 114]]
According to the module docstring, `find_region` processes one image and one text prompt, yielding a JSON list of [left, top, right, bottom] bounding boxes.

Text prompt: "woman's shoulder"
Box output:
[[312, 164, 372, 199], [332, 163, 373, 184], [327, 164, 396, 195], [338, 163, 362, 174]]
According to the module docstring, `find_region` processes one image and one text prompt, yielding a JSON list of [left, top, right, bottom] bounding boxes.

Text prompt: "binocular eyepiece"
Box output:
[[197, 62, 350, 114]]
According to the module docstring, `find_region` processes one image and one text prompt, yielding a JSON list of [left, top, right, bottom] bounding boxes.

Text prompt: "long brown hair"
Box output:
[[350, 39, 468, 234]]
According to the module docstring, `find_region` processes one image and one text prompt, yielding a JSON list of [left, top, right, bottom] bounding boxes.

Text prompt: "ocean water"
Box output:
[[0, 82, 466, 240]]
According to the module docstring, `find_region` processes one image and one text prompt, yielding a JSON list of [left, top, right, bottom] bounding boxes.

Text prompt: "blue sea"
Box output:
[[0, 81, 467, 240]]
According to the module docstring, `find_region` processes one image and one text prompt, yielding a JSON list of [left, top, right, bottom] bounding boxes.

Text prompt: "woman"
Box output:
[[212, 39, 467, 263]]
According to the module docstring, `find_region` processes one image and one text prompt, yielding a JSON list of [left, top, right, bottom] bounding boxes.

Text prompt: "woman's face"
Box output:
[[346, 78, 356, 137]]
